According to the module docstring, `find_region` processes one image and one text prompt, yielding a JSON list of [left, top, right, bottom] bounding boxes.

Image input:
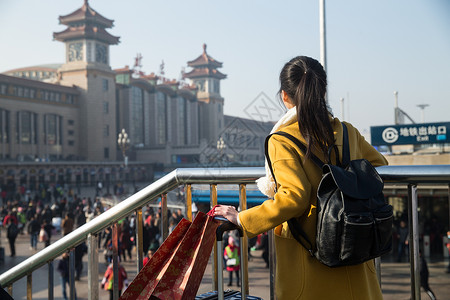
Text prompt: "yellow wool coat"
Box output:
[[239, 118, 388, 300]]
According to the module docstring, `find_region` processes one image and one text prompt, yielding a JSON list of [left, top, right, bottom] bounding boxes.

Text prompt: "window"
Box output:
[[177, 97, 187, 145], [103, 125, 110, 137], [215, 80, 220, 93], [0, 109, 10, 143], [0, 84, 7, 95], [104, 147, 109, 159], [131, 86, 144, 145], [196, 80, 205, 92], [68, 130, 74, 136], [103, 101, 109, 114], [68, 119, 75, 126], [44, 114, 62, 146], [66, 94, 74, 104], [211, 80, 220, 93], [16, 111, 37, 144], [87, 42, 92, 62], [102, 79, 109, 91], [156, 92, 167, 144], [68, 140, 75, 146]]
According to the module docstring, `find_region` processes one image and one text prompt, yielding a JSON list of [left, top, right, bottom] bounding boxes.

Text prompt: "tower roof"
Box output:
[[58, 0, 114, 28], [54, 25, 120, 44], [187, 44, 223, 68], [184, 44, 226, 80], [183, 68, 227, 80], [53, 0, 120, 45]]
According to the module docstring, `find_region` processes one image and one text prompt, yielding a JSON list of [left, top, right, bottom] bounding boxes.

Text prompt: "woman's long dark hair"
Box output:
[[279, 56, 334, 159]]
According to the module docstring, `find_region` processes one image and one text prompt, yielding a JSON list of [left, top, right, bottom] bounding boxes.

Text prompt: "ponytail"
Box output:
[[279, 56, 334, 159]]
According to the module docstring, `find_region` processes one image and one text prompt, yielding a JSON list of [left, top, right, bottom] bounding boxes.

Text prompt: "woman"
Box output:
[[101, 260, 128, 300], [224, 236, 240, 287], [213, 56, 388, 299]]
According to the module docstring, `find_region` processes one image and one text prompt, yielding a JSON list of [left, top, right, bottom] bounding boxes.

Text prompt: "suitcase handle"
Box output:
[[215, 220, 243, 241], [215, 220, 246, 300]]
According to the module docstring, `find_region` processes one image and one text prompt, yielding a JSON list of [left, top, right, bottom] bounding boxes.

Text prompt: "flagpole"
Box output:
[[319, 0, 327, 102]]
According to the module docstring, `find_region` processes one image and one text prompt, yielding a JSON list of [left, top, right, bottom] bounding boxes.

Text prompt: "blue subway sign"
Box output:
[[370, 122, 450, 146]]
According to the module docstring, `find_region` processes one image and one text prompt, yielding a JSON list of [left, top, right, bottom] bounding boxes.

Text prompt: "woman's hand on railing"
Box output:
[[212, 205, 240, 226]]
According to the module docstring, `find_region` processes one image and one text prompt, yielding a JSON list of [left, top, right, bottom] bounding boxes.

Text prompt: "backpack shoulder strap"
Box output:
[[267, 132, 324, 169], [341, 122, 350, 167], [264, 131, 324, 188], [264, 131, 318, 255]]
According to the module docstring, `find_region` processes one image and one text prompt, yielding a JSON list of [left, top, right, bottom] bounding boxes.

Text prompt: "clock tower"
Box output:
[[184, 44, 227, 143], [54, 0, 119, 161]]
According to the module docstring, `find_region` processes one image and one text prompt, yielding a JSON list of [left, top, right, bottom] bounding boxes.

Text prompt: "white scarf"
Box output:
[[256, 107, 297, 197]]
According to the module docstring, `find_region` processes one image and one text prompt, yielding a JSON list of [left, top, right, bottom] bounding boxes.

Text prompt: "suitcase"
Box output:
[[196, 219, 263, 300]]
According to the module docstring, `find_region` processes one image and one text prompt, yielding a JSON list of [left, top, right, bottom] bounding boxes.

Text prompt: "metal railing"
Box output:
[[1, 165, 450, 300]]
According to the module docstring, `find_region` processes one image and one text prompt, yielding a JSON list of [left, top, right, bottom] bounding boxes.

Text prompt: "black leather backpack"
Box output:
[[265, 123, 393, 267]]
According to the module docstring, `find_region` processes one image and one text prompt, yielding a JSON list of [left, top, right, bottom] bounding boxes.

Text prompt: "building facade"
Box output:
[[0, 1, 272, 191]]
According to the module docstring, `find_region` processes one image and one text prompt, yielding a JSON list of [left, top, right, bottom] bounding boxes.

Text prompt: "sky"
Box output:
[[1, 0, 449, 135]]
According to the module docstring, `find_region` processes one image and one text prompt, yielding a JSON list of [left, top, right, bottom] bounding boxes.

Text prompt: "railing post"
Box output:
[[186, 184, 193, 222], [112, 223, 119, 300], [161, 193, 168, 241], [268, 229, 276, 300], [374, 257, 381, 287], [48, 260, 54, 300], [87, 233, 99, 300], [217, 239, 224, 300], [448, 184, 450, 231], [69, 250, 76, 300], [26, 273, 32, 300], [136, 208, 144, 272], [408, 184, 420, 300], [239, 183, 249, 298], [210, 184, 218, 292]]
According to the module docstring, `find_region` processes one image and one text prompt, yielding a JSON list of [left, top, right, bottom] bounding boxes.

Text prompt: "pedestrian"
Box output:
[[213, 56, 388, 299], [62, 213, 74, 236], [75, 207, 86, 228], [28, 215, 41, 250], [101, 261, 128, 300], [97, 181, 103, 196], [224, 236, 240, 287], [17, 207, 27, 234], [119, 221, 132, 262], [6, 218, 19, 257], [420, 251, 437, 300], [3, 209, 18, 227], [74, 242, 87, 281], [259, 232, 269, 268], [143, 248, 154, 266], [397, 220, 409, 262], [57, 252, 77, 300], [176, 208, 184, 223], [42, 219, 55, 247]]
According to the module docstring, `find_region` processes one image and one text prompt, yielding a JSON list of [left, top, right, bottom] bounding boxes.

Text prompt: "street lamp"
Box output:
[[117, 128, 130, 167], [416, 104, 429, 123]]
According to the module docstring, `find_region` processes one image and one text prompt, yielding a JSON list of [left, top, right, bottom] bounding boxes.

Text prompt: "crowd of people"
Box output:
[[1, 178, 448, 299], [0, 183, 188, 299]]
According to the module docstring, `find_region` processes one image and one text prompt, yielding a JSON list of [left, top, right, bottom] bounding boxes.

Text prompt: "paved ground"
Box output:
[[1, 183, 449, 299], [1, 231, 449, 300]]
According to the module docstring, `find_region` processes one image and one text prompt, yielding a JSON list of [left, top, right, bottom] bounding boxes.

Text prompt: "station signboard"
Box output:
[[370, 122, 450, 146]]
